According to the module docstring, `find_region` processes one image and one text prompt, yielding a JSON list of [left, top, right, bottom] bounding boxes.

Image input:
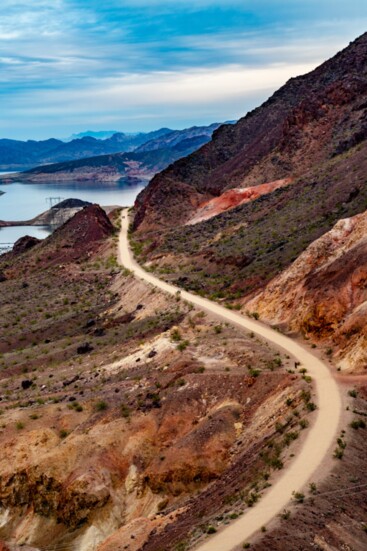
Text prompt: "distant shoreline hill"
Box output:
[[0, 128, 172, 172], [0, 123, 225, 173], [0, 123, 225, 183], [0, 198, 94, 229]]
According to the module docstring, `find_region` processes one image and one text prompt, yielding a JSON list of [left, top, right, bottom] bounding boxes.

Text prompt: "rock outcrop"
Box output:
[[247, 210, 367, 372], [12, 236, 41, 255], [186, 178, 292, 225]]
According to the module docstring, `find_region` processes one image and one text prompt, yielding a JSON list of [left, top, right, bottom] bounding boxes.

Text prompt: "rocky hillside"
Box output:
[[134, 32, 367, 231], [127, 32, 367, 376], [0, 207, 311, 550], [247, 210, 367, 372], [130, 33, 367, 299]]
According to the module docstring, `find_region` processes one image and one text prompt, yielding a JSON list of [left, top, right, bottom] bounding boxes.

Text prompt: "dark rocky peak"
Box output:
[[53, 204, 115, 245], [52, 198, 92, 209], [133, 32, 367, 231]]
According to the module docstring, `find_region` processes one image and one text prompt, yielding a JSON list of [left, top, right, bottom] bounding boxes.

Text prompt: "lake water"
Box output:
[[0, 175, 146, 246]]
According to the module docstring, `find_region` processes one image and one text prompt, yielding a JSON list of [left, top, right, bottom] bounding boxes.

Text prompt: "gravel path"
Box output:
[[118, 209, 342, 551]]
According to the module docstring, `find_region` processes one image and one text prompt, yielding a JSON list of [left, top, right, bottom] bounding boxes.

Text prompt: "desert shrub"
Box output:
[[95, 400, 108, 411], [350, 419, 366, 430]]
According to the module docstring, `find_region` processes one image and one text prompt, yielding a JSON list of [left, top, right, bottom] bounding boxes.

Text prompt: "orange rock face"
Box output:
[[186, 178, 293, 225], [247, 210, 367, 372]]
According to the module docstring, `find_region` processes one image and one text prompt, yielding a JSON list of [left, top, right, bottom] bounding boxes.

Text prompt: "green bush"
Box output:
[[292, 491, 305, 503], [334, 447, 344, 459], [95, 400, 108, 411], [177, 340, 189, 352], [350, 419, 366, 430], [121, 403, 130, 418]]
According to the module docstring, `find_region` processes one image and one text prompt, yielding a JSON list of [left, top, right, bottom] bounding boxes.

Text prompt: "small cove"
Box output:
[[0, 175, 146, 245]]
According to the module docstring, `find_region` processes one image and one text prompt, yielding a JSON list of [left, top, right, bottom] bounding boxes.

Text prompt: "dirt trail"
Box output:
[[118, 209, 342, 551]]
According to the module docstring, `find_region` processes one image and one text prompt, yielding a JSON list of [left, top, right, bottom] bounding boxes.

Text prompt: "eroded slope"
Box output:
[[247, 210, 367, 372], [0, 207, 310, 550]]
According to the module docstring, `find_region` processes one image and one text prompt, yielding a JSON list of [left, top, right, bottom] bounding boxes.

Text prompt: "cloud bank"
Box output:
[[1, 0, 366, 138]]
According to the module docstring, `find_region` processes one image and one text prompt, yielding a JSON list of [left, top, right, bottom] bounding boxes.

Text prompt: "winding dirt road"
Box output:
[[118, 209, 342, 551]]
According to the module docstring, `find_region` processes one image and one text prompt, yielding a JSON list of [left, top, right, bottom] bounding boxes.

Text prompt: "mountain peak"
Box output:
[[133, 32, 367, 232]]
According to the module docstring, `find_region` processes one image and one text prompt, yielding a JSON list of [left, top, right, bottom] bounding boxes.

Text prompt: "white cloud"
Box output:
[[1, 0, 365, 139], [8, 61, 318, 116]]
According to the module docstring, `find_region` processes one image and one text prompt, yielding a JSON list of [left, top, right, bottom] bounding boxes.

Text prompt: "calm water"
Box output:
[[0, 175, 146, 245]]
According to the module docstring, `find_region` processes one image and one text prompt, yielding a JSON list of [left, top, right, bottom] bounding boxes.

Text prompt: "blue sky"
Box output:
[[1, 0, 366, 139]]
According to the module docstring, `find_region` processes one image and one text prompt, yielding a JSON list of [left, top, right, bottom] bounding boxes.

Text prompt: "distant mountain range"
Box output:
[[66, 130, 121, 140], [0, 123, 227, 172], [0, 129, 172, 171], [0, 123, 225, 183]]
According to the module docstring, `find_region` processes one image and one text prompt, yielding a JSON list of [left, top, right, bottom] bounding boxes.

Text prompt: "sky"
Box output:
[[1, 0, 366, 140]]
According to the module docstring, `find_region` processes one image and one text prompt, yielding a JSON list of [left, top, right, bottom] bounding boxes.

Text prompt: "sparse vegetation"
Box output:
[[350, 419, 366, 430], [95, 400, 108, 411], [292, 491, 305, 503]]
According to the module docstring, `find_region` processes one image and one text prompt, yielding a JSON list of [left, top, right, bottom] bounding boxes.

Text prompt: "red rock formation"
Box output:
[[187, 178, 292, 225], [247, 211, 367, 372]]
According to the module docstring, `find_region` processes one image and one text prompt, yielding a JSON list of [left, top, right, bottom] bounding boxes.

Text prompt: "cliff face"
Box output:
[[247, 211, 367, 372], [134, 32, 367, 231]]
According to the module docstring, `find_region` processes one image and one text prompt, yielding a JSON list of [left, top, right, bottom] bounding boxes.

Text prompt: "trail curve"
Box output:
[[118, 209, 342, 551]]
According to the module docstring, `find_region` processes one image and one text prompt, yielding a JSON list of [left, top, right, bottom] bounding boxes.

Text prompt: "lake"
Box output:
[[0, 175, 146, 246]]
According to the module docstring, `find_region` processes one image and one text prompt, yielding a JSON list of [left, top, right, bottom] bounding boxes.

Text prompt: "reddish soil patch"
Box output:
[[187, 179, 292, 225]]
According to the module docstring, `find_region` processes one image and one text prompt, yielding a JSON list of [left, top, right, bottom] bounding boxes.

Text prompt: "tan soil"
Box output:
[[119, 209, 343, 551]]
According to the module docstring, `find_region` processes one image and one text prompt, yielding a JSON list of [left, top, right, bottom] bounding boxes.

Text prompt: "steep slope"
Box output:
[[134, 32, 367, 231], [131, 138, 367, 302], [247, 211, 367, 372], [128, 32, 367, 315]]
